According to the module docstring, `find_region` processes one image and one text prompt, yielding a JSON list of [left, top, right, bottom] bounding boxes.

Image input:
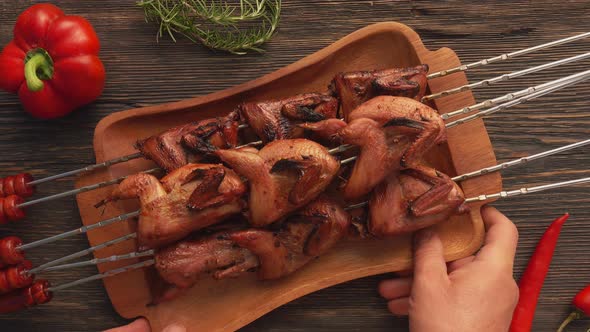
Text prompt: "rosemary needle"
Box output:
[[137, 0, 281, 55]]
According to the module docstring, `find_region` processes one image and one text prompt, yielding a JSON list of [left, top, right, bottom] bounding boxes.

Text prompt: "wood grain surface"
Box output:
[[0, 1, 588, 331]]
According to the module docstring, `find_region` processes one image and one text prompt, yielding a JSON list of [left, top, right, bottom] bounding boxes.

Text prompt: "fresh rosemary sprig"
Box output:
[[137, 0, 281, 55]]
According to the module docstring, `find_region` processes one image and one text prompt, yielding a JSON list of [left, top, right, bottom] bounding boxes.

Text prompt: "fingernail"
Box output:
[[414, 228, 434, 246], [163, 323, 187, 332]]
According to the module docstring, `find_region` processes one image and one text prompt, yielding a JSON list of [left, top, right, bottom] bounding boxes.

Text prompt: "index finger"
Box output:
[[475, 205, 519, 268]]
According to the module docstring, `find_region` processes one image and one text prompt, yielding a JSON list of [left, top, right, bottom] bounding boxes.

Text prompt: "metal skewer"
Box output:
[[17, 210, 141, 252], [427, 31, 590, 79], [465, 176, 590, 203], [27, 152, 144, 186], [344, 202, 368, 211], [442, 68, 590, 120], [38, 245, 151, 273], [17, 168, 160, 209], [423, 51, 590, 101], [451, 138, 590, 182], [46, 259, 155, 292], [445, 69, 590, 128], [28, 233, 138, 274], [41, 250, 154, 273]]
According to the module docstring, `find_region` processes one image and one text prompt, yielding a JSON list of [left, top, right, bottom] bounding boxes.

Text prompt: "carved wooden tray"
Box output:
[[75, 22, 501, 331]]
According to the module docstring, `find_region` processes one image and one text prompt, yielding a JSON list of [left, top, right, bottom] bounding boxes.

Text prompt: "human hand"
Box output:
[[104, 318, 186, 332], [378, 205, 519, 332]]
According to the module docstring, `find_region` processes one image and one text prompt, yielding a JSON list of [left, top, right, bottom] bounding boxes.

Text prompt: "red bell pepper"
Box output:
[[0, 4, 105, 119]]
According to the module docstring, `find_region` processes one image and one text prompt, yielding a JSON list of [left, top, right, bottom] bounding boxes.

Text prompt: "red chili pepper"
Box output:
[[509, 213, 570, 332], [557, 284, 590, 332], [0, 4, 105, 119]]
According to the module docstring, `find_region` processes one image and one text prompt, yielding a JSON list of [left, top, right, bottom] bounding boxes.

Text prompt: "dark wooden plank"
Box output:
[[0, 0, 588, 331]]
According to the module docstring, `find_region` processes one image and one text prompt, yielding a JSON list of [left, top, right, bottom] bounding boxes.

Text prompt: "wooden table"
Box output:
[[0, 1, 588, 331]]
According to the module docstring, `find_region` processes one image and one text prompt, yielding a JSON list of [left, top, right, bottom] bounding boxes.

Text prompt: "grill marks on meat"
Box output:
[[330, 64, 429, 120], [368, 165, 469, 237], [216, 139, 340, 227], [154, 197, 350, 299], [103, 164, 247, 249], [182, 110, 240, 154], [239, 93, 338, 143], [135, 111, 240, 171], [230, 197, 350, 279]]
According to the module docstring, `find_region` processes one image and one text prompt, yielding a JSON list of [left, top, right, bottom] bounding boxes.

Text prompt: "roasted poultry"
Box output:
[[348, 95, 446, 167], [337, 117, 413, 200], [117, 65, 461, 300], [100, 164, 247, 249], [216, 139, 340, 227], [230, 196, 350, 279], [340, 96, 445, 200], [135, 93, 338, 171], [133, 66, 428, 173], [368, 165, 469, 237], [135, 111, 240, 172], [239, 92, 339, 143], [154, 197, 350, 301], [299, 95, 445, 200], [330, 64, 429, 120], [154, 232, 258, 292]]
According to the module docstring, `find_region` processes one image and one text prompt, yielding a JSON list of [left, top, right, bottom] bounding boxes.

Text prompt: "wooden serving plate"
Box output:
[[75, 22, 501, 331]]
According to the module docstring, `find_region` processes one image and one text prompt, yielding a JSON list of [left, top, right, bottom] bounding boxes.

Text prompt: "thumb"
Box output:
[[412, 228, 448, 288]]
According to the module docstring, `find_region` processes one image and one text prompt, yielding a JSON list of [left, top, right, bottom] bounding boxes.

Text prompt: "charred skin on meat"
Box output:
[[369, 165, 469, 237], [135, 111, 240, 171], [216, 139, 340, 227], [330, 64, 428, 120], [153, 197, 350, 302], [239, 93, 338, 143], [99, 163, 247, 249], [302, 96, 445, 200]]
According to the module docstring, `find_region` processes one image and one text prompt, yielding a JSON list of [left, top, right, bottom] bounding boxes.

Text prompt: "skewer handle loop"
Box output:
[[0, 260, 33, 294], [0, 279, 51, 314], [0, 173, 34, 198], [0, 195, 26, 224], [0, 237, 25, 268]]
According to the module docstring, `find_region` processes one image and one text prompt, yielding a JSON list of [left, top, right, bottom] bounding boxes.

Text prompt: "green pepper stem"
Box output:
[[24, 52, 53, 92], [557, 311, 584, 332]]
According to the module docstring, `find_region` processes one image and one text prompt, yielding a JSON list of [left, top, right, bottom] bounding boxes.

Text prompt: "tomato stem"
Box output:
[[557, 310, 583, 332], [24, 50, 54, 92]]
